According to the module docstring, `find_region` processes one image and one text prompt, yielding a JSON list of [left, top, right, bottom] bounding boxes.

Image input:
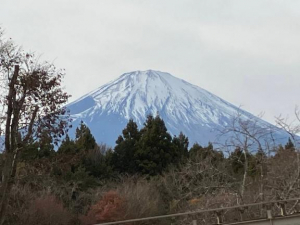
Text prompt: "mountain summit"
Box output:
[[67, 70, 287, 147]]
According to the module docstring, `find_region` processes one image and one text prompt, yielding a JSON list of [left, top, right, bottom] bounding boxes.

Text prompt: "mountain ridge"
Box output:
[[67, 70, 288, 147]]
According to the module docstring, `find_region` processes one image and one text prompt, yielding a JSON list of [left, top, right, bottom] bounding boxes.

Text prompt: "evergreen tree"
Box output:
[[285, 138, 295, 151], [274, 139, 295, 159], [75, 121, 96, 151], [189, 142, 222, 161], [228, 147, 245, 175], [228, 147, 257, 177], [82, 144, 113, 179], [172, 132, 189, 162], [57, 134, 78, 154], [189, 143, 203, 158], [19, 139, 39, 161], [37, 129, 55, 158], [135, 115, 174, 175], [112, 119, 140, 174], [54, 123, 98, 181]]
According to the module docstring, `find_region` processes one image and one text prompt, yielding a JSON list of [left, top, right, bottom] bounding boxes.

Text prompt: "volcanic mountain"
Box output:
[[67, 70, 288, 147]]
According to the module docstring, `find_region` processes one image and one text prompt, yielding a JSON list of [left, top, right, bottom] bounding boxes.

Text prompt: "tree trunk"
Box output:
[[241, 149, 248, 200], [0, 65, 19, 225], [240, 138, 248, 204], [0, 151, 16, 225]]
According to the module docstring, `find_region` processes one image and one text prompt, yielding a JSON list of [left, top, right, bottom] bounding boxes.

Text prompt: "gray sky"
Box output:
[[1, 0, 300, 125]]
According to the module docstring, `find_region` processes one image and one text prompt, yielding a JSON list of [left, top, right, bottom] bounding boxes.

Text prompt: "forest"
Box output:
[[1, 29, 300, 225], [1, 115, 300, 225]]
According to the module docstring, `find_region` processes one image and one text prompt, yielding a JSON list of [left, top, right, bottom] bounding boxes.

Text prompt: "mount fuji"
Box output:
[[67, 70, 288, 147]]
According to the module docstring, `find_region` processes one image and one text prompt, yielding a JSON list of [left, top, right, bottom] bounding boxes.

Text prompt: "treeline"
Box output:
[[0, 114, 298, 225]]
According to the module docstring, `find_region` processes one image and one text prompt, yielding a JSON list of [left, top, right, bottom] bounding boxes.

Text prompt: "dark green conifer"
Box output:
[[82, 144, 113, 179], [57, 134, 77, 154], [19, 139, 39, 161], [75, 121, 96, 151], [172, 132, 189, 162], [189, 143, 203, 158], [135, 115, 174, 175], [228, 147, 257, 177], [37, 129, 55, 158], [285, 137, 295, 151], [112, 119, 140, 173], [189, 142, 222, 163]]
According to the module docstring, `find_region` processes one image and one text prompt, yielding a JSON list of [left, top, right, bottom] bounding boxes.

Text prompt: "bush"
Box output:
[[117, 177, 165, 220], [7, 193, 73, 225], [81, 176, 166, 225], [81, 191, 125, 225]]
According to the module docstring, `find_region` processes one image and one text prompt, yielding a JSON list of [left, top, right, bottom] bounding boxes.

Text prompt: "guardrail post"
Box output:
[[238, 207, 247, 221], [265, 203, 273, 219], [279, 202, 287, 216], [170, 216, 175, 225], [267, 209, 272, 219], [215, 211, 223, 224]]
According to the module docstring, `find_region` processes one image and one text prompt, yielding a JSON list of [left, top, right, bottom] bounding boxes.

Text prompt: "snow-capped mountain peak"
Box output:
[[67, 70, 287, 147]]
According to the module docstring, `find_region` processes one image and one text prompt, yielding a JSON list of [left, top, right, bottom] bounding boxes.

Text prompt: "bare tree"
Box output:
[[216, 111, 276, 205], [0, 29, 70, 224], [274, 107, 300, 201]]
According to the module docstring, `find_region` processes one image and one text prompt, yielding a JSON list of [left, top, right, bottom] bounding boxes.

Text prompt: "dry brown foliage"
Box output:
[[80, 191, 125, 225], [5, 188, 73, 225]]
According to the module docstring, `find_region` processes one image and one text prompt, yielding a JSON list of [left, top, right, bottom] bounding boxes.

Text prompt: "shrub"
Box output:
[[81, 191, 125, 225], [18, 194, 72, 225]]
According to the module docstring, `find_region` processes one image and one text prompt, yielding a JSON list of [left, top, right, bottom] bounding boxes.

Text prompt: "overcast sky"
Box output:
[[1, 0, 300, 125]]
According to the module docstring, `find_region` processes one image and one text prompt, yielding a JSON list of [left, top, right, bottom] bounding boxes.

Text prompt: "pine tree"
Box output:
[[135, 115, 174, 175], [229, 147, 245, 175], [112, 119, 140, 174], [189, 142, 222, 163], [189, 143, 203, 159], [285, 138, 295, 151], [37, 129, 55, 158], [172, 132, 189, 163], [57, 134, 78, 154], [19, 139, 39, 161], [228, 147, 256, 177], [82, 144, 113, 179], [75, 121, 97, 151]]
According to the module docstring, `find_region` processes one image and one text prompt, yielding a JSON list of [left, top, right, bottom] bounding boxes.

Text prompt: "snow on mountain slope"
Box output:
[[67, 70, 288, 147]]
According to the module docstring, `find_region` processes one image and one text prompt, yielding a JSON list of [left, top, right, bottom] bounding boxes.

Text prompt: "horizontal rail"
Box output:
[[94, 197, 300, 225], [224, 214, 300, 225]]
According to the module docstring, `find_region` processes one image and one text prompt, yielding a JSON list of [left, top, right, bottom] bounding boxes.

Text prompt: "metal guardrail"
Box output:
[[94, 198, 300, 225]]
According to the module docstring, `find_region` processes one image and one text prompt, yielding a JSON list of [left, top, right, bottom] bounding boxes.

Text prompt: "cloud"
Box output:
[[1, 0, 300, 124]]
